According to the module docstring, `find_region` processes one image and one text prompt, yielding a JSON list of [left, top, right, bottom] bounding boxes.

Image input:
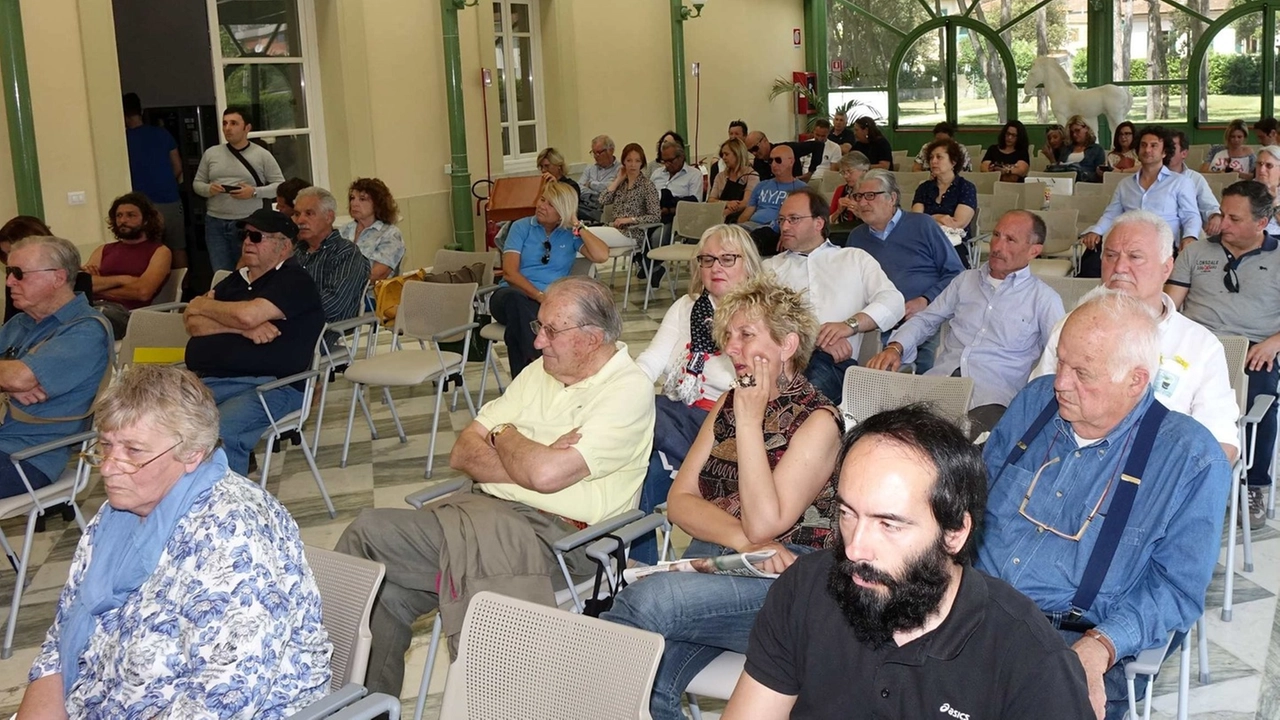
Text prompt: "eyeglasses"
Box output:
[[770, 157, 787, 164], [850, 191, 888, 202], [530, 320, 588, 340], [661, 157, 680, 166], [1016, 456, 1124, 541], [695, 253, 742, 268], [4, 267, 59, 281], [242, 229, 266, 243], [748, 145, 760, 154], [1224, 263, 1241, 293], [590, 148, 609, 156], [80, 440, 182, 475], [778, 215, 818, 226]]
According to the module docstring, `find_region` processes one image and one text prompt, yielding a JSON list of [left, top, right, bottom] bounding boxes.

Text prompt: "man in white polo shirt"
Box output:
[[1033, 209, 1239, 464]]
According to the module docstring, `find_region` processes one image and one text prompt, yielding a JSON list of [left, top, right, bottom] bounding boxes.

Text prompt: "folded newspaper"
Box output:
[[622, 550, 778, 584]]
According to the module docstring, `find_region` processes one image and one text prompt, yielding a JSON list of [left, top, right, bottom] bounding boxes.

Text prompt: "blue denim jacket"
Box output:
[[976, 376, 1231, 659]]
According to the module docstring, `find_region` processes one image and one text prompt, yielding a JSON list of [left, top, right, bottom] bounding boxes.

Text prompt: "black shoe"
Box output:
[[34, 503, 75, 533], [271, 430, 301, 452], [248, 452, 258, 474], [649, 264, 666, 288], [635, 260, 647, 279]]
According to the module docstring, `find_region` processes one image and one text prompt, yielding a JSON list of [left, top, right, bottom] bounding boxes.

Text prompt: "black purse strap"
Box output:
[[582, 533, 628, 617], [226, 143, 265, 188]]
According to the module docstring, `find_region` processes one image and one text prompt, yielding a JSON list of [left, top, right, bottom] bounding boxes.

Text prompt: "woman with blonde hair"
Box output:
[[489, 181, 609, 377], [1203, 119, 1256, 178], [537, 147, 580, 197], [1048, 114, 1106, 182], [708, 138, 759, 222]]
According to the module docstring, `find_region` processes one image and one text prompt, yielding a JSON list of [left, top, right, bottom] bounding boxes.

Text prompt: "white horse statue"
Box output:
[[1023, 56, 1132, 140]]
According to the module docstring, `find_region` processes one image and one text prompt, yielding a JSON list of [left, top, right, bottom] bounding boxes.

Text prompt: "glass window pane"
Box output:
[[260, 134, 312, 182], [1112, 0, 1191, 85], [495, 37, 508, 123], [502, 126, 510, 156], [897, 33, 946, 127], [511, 3, 531, 33], [514, 36, 536, 122], [827, 90, 889, 126], [1199, 13, 1262, 122], [493, 2, 504, 34], [223, 63, 307, 131], [828, 0, 929, 88], [517, 124, 537, 156], [1127, 83, 1188, 122], [216, 0, 301, 58], [957, 31, 1007, 125], [1006, 0, 1079, 125]]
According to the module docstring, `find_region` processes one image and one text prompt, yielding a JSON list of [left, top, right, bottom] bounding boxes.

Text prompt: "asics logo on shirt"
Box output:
[[939, 703, 971, 720]]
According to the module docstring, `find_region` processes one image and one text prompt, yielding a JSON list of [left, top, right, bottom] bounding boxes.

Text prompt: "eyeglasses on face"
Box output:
[[850, 191, 888, 202], [748, 145, 760, 154], [529, 320, 588, 340], [778, 215, 818, 226], [770, 157, 788, 164], [695, 253, 742, 268], [241, 229, 274, 244], [590, 148, 609, 156], [4, 267, 59, 281], [80, 440, 182, 475]]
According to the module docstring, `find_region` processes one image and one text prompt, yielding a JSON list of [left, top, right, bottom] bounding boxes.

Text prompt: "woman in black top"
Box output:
[[851, 117, 894, 170], [708, 138, 760, 223], [981, 120, 1031, 183]]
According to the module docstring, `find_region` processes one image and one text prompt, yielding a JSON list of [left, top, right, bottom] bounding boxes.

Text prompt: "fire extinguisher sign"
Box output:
[[793, 28, 801, 47]]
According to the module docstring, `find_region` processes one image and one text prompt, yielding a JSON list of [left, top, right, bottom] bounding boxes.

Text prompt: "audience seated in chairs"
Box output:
[[1249, 145, 1280, 235], [336, 276, 654, 698], [808, 118, 846, 180], [978, 290, 1231, 720], [601, 274, 843, 720], [911, 137, 978, 264], [0, 217, 94, 323], [982, 120, 1031, 183], [647, 140, 705, 286], [597, 141, 661, 262], [631, 224, 763, 563], [182, 209, 324, 475], [341, 177, 406, 283], [499, 183, 610, 378], [827, 151, 870, 240], [867, 210, 1064, 438], [82, 192, 172, 310], [849, 116, 894, 171], [275, 176, 311, 218], [723, 406, 1092, 720], [1167, 130, 1223, 236], [1078, 125, 1200, 278], [738, 145, 808, 256], [846, 169, 963, 374], [19, 365, 331, 719], [538, 147, 580, 198], [766, 187, 904, 404], [707, 137, 758, 224], [1202, 119, 1255, 178], [1033, 210, 1239, 464], [911, 121, 973, 173], [1106, 121, 1139, 174], [743, 131, 825, 181], [579, 134, 620, 222], [1166, 181, 1280, 528], [1048, 114, 1106, 183], [1040, 123, 1067, 166], [829, 111, 856, 153], [291, 186, 371, 327], [0, 236, 111, 498]]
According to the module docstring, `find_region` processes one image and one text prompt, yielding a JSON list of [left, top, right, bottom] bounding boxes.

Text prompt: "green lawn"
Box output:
[[896, 93, 1265, 126]]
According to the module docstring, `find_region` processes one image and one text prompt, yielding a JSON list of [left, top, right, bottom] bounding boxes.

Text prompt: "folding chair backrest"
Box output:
[[439, 591, 664, 719], [993, 181, 1045, 209], [894, 172, 932, 209], [1027, 170, 1076, 183], [1037, 275, 1100, 311], [304, 546, 386, 690], [569, 257, 596, 277], [672, 201, 726, 242], [839, 365, 973, 430], [1102, 170, 1127, 190], [397, 280, 477, 343], [820, 171, 844, 196], [433, 249, 498, 287], [1218, 334, 1250, 414], [1073, 182, 1113, 198], [1027, 209, 1080, 255], [151, 267, 187, 306], [211, 269, 233, 288], [118, 309, 190, 369], [977, 194, 1020, 234], [968, 171, 1001, 195]]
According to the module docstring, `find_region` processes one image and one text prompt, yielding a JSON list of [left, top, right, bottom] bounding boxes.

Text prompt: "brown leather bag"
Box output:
[[373, 262, 488, 325]]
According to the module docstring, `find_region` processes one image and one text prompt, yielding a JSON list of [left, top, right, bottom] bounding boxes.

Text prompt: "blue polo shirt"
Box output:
[[0, 294, 110, 484], [500, 217, 584, 291]]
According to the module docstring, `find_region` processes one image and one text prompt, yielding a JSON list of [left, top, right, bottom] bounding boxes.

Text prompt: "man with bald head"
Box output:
[[743, 130, 825, 181], [980, 290, 1231, 720], [1033, 210, 1238, 463], [739, 144, 808, 256]]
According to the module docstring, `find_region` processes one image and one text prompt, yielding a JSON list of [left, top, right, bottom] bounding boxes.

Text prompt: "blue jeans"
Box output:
[[0, 451, 50, 499], [1245, 350, 1280, 486], [601, 540, 818, 720], [205, 215, 243, 272], [881, 328, 941, 375], [804, 348, 856, 405], [201, 376, 303, 475], [632, 397, 709, 565]]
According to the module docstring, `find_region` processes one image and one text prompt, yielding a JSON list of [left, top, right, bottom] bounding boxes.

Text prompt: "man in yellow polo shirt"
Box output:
[[336, 275, 654, 697]]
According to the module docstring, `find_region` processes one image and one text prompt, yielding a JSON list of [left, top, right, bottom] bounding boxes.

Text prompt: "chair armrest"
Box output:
[[404, 477, 469, 509], [477, 284, 501, 299], [286, 683, 368, 720], [256, 369, 322, 394], [430, 322, 480, 342], [584, 513, 669, 561], [325, 692, 402, 720], [327, 313, 380, 336], [1124, 632, 1177, 679], [552, 509, 646, 553], [145, 301, 188, 313], [1243, 393, 1275, 426], [10, 430, 97, 463]]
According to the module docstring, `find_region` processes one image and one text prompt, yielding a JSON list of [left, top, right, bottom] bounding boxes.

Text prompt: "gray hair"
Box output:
[[547, 275, 622, 344], [660, 140, 686, 162], [837, 151, 871, 172], [592, 135, 615, 152], [1257, 144, 1280, 165], [1106, 210, 1174, 263], [96, 365, 221, 464], [12, 235, 80, 282], [862, 168, 900, 203], [296, 186, 338, 217], [1073, 287, 1161, 384]]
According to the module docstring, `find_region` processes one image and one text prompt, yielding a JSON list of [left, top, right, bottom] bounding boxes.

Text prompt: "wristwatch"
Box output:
[[844, 316, 862, 333], [487, 422, 516, 448]]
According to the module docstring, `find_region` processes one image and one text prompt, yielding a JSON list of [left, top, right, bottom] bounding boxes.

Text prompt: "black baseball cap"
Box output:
[[238, 209, 299, 240]]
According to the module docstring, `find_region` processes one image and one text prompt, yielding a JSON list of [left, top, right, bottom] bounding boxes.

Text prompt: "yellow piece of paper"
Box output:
[[132, 347, 185, 364]]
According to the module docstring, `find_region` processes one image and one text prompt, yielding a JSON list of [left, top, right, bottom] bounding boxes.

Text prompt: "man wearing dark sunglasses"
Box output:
[[739, 146, 809, 256], [743, 130, 825, 182], [1167, 180, 1280, 528], [183, 208, 325, 475]]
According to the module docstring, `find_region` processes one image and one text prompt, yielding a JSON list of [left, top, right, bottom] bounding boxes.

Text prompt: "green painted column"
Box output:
[[805, 0, 829, 101], [0, 0, 42, 218], [670, 0, 689, 142], [1086, 0, 1112, 92], [441, 0, 474, 251]]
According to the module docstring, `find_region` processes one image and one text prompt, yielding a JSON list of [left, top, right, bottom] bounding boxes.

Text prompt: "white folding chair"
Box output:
[[1037, 275, 1101, 311], [1027, 208, 1080, 277], [644, 201, 724, 310], [116, 308, 191, 373], [967, 171, 1001, 195], [150, 267, 187, 306], [839, 365, 974, 430], [304, 546, 386, 688], [211, 268, 233, 287]]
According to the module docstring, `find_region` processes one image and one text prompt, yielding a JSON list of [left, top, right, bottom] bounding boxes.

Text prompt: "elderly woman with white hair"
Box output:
[[19, 365, 331, 719], [1249, 145, 1280, 235], [490, 181, 610, 378]]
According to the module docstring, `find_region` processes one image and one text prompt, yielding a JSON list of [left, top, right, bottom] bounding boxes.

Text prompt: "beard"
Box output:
[[825, 531, 956, 648], [113, 222, 144, 240]]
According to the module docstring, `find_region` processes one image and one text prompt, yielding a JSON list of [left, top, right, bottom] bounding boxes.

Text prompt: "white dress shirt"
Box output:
[[651, 163, 704, 201], [764, 241, 905, 353]]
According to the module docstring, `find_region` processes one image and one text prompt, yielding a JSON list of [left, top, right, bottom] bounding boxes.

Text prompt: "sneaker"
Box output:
[[649, 263, 667, 289], [1248, 486, 1267, 531]]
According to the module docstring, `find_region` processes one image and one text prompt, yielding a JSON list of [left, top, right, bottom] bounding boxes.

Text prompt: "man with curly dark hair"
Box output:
[[83, 192, 172, 310]]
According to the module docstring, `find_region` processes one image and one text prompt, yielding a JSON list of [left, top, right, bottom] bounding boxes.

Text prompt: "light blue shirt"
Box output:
[[650, 163, 703, 201], [500, 216, 584, 291], [870, 208, 904, 242], [1172, 166, 1221, 225], [747, 179, 807, 229], [888, 263, 1064, 408], [580, 159, 621, 203], [1086, 165, 1202, 241], [978, 377, 1231, 658]]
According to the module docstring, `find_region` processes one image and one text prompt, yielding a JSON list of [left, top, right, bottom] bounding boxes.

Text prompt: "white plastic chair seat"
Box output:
[[479, 323, 505, 341], [647, 244, 697, 263], [343, 349, 462, 387], [1030, 258, 1074, 277], [0, 470, 78, 518], [686, 651, 746, 698], [608, 243, 634, 258]]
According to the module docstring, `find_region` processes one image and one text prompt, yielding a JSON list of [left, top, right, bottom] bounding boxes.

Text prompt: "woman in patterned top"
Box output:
[[21, 365, 331, 719], [342, 176, 406, 283], [602, 275, 842, 720], [598, 142, 661, 248]]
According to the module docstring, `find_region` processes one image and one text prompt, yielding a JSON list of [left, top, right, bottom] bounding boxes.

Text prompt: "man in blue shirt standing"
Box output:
[[978, 290, 1231, 720], [123, 93, 185, 268], [846, 169, 964, 373]]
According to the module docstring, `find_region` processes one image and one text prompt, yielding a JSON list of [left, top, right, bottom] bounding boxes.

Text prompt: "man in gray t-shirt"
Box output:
[[1167, 180, 1280, 526], [193, 107, 284, 272]]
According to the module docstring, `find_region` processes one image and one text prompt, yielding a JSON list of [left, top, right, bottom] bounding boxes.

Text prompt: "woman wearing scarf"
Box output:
[[19, 366, 331, 719], [631, 225, 763, 564]]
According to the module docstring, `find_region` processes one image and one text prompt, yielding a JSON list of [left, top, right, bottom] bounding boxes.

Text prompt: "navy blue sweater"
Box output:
[[844, 210, 963, 303]]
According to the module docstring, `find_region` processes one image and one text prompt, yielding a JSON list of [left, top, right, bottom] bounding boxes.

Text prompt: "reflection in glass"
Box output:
[[897, 31, 945, 127], [515, 37, 535, 122], [511, 3, 531, 33], [495, 37, 508, 123], [518, 125, 537, 156], [493, 2, 504, 35], [261, 134, 312, 183], [216, 0, 301, 58], [827, 0, 927, 87], [224, 64, 307, 131]]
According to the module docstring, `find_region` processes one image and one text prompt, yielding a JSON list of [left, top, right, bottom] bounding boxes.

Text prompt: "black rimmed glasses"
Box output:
[[80, 440, 182, 475], [850, 191, 888, 202], [778, 215, 818, 226], [695, 253, 742, 268], [4, 267, 59, 281]]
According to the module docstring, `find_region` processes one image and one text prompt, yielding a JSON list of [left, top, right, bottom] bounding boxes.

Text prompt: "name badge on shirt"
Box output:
[[1153, 354, 1188, 399]]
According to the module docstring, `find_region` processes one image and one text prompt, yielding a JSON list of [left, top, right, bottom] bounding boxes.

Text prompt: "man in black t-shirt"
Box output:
[[184, 208, 324, 475], [829, 111, 857, 153], [724, 406, 1091, 720]]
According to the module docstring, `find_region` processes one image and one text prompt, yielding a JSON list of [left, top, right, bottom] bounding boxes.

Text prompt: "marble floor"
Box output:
[[0, 271, 1276, 719]]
